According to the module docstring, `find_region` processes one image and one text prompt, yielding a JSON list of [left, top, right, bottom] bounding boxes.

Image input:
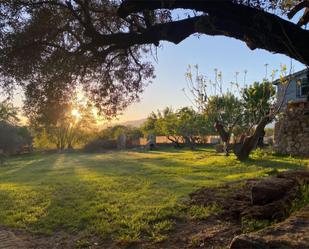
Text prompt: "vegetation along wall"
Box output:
[[274, 101, 309, 157]]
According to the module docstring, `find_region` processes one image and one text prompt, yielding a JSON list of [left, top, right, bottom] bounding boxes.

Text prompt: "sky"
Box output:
[[116, 34, 305, 123]]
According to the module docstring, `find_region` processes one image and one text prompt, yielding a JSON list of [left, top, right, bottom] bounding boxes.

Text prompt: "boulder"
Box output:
[[230, 204, 309, 249], [277, 170, 309, 185], [251, 177, 296, 205]]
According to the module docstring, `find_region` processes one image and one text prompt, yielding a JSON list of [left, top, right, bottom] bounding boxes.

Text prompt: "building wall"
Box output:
[[276, 70, 308, 108], [132, 135, 222, 146], [274, 101, 309, 157]]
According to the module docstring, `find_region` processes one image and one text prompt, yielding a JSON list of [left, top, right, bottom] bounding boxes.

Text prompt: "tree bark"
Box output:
[[184, 136, 195, 150], [214, 120, 231, 156], [118, 0, 309, 65], [233, 116, 271, 161], [167, 135, 181, 148]]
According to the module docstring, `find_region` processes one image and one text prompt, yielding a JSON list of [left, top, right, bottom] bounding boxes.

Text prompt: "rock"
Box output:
[[230, 204, 309, 249], [277, 170, 309, 185], [230, 234, 267, 249], [242, 200, 287, 221], [251, 177, 296, 205], [215, 144, 224, 153]]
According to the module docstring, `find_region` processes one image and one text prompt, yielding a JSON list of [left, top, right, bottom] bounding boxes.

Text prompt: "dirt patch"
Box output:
[[144, 170, 309, 249], [0, 228, 26, 249]]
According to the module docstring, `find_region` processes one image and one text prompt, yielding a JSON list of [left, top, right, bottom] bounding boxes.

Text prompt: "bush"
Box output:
[[83, 138, 117, 152], [215, 144, 224, 153], [0, 121, 33, 155]]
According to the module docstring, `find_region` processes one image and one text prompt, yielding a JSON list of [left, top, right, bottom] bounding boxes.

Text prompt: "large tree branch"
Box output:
[[288, 0, 309, 26], [117, 0, 309, 65]]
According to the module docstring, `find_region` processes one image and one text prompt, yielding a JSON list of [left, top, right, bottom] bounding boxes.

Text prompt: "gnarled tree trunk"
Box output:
[[233, 116, 271, 161], [214, 120, 231, 156], [167, 135, 182, 148]]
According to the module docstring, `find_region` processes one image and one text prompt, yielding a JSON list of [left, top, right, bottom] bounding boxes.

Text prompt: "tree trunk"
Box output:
[[233, 116, 271, 161], [257, 130, 266, 148], [167, 135, 181, 148], [119, 0, 309, 65], [214, 120, 231, 156], [184, 136, 196, 150]]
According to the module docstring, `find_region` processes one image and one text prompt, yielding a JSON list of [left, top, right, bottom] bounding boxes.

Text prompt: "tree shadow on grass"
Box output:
[[0, 154, 61, 184], [242, 157, 307, 171], [0, 151, 308, 245]]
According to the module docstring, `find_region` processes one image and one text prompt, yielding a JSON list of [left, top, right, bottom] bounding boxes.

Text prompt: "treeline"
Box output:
[[0, 101, 32, 155], [141, 79, 276, 160], [142, 107, 212, 149], [83, 125, 143, 152], [0, 78, 276, 162]]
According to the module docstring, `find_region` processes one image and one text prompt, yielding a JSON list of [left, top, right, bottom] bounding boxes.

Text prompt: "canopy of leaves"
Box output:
[[0, 0, 157, 116], [0, 121, 32, 154], [242, 81, 276, 128], [0, 0, 308, 117], [27, 93, 97, 150], [100, 125, 143, 140], [0, 101, 19, 124], [143, 106, 212, 144], [204, 93, 243, 132]]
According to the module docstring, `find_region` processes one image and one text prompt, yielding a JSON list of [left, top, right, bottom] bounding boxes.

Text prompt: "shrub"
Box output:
[[0, 121, 33, 155], [83, 138, 117, 152], [215, 144, 224, 153]]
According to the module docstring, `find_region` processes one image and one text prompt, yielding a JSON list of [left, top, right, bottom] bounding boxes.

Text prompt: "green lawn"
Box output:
[[0, 148, 308, 244]]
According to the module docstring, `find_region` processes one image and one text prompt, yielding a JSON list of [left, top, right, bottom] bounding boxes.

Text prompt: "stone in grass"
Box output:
[[251, 177, 296, 205], [277, 170, 309, 186], [230, 204, 309, 249]]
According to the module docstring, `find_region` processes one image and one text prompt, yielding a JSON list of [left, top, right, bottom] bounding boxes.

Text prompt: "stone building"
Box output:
[[274, 102, 309, 156], [273, 68, 308, 106], [273, 68, 309, 156]]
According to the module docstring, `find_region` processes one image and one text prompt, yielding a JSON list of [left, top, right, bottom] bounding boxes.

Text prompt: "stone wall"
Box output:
[[274, 101, 309, 156]]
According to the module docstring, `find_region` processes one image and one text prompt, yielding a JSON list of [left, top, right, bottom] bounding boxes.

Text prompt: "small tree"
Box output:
[[142, 112, 160, 136], [185, 64, 286, 160], [176, 107, 210, 150], [100, 125, 142, 140], [157, 107, 183, 148], [27, 92, 98, 151], [241, 81, 276, 146], [204, 94, 244, 155], [142, 107, 183, 148], [143, 107, 210, 149]]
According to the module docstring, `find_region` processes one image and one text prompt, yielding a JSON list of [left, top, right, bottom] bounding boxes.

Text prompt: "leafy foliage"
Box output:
[[100, 125, 143, 141], [0, 121, 32, 154], [0, 0, 156, 116], [204, 93, 243, 136], [242, 81, 276, 131], [0, 0, 308, 118], [142, 107, 211, 148], [28, 96, 97, 150], [0, 101, 19, 124]]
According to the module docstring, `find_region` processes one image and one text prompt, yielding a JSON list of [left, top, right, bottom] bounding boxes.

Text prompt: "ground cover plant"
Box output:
[[0, 148, 308, 247]]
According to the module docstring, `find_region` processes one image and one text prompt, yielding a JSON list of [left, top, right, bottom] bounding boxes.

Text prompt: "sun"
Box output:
[[71, 109, 81, 119]]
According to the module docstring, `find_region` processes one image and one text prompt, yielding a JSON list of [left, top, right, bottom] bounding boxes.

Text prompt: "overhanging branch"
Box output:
[[116, 0, 309, 65]]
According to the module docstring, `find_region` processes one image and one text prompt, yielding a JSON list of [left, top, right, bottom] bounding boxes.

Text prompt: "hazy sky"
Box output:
[[117, 34, 305, 122]]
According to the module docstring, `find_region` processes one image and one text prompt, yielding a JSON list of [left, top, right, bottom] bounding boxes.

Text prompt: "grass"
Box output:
[[289, 183, 309, 214], [0, 147, 308, 244], [187, 203, 222, 220], [241, 218, 273, 233]]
